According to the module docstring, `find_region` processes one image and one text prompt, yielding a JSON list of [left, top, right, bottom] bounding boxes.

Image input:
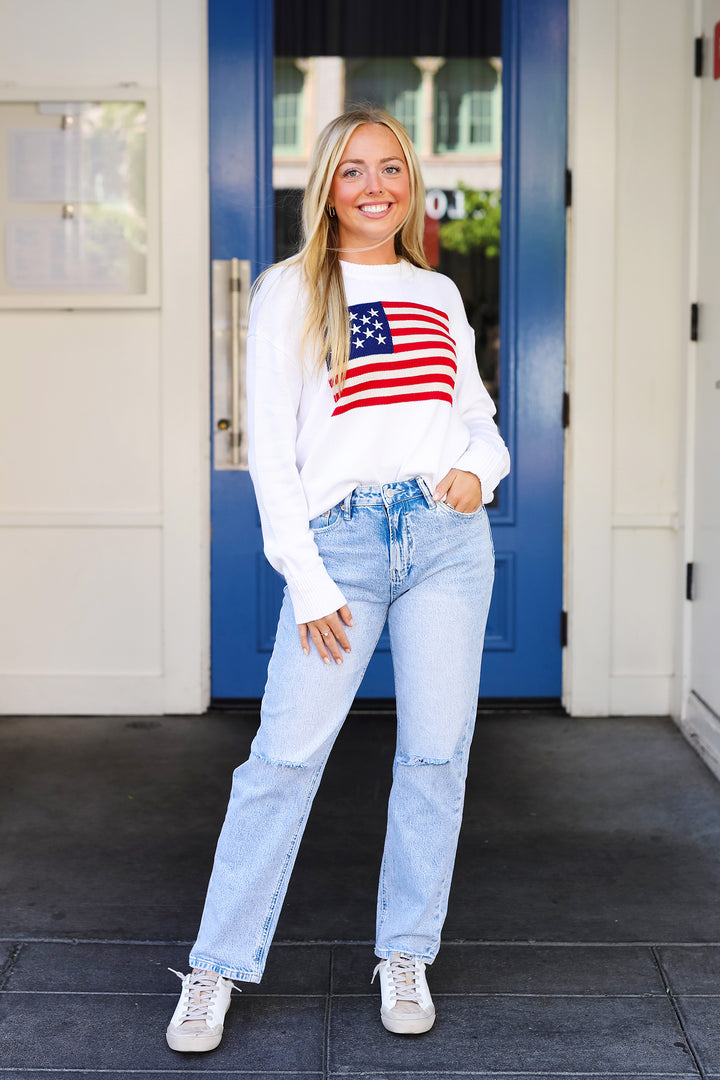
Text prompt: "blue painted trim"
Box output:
[[255, 0, 274, 271], [494, 0, 520, 529], [209, 0, 275, 698], [208, 0, 274, 272], [495, 0, 567, 695]]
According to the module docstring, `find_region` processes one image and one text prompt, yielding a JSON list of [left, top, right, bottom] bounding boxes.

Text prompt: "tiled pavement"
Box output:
[[1, 709, 720, 1078], [1, 939, 720, 1077]]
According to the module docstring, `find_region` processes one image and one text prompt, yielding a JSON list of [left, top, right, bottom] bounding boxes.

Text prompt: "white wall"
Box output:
[[0, 0, 210, 714], [566, 0, 692, 715]]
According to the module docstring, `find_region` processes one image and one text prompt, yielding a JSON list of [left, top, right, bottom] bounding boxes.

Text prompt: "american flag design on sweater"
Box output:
[[329, 300, 457, 416]]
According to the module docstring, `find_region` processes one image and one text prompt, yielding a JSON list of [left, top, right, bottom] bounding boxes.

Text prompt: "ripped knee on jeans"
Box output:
[[395, 753, 451, 767], [251, 748, 308, 770]]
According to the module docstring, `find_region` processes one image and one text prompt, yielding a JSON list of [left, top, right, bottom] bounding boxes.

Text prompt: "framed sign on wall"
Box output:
[[0, 86, 158, 308]]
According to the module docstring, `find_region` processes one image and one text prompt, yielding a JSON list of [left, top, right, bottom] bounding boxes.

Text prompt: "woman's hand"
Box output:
[[433, 469, 483, 513], [298, 604, 354, 665]]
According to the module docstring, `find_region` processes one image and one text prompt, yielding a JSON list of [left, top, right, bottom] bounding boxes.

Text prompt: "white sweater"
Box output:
[[247, 258, 510, 624]]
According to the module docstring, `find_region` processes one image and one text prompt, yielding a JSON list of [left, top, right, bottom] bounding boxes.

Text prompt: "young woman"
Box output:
[[166, 107, 509, 1050]]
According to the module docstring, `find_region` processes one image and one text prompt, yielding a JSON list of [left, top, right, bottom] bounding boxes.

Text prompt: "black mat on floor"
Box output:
[[1, 710, 719, 944]]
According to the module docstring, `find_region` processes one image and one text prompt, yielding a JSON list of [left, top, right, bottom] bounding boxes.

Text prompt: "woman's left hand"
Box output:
[[433, 469, 483, 513]]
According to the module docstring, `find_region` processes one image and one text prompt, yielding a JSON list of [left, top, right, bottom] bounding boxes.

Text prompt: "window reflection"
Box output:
[[345, 60, 423, 146], [434, 60, 501, 154], [273, 60, 306, 155]]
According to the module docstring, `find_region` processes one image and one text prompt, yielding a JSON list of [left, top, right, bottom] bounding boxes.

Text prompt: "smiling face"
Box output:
[[328, 123, 412, 264]]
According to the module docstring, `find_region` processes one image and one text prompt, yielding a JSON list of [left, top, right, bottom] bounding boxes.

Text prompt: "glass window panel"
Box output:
[[433, 59, 499, 153], [273, 59, 305, 154]]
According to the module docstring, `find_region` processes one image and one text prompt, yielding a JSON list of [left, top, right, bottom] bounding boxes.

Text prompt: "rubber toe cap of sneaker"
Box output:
[[380, 1003, 436, 1035], [166, 1022, 223, 1053]]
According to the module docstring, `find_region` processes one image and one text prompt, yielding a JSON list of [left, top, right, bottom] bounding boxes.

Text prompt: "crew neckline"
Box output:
[[339, 258, 410, 278]]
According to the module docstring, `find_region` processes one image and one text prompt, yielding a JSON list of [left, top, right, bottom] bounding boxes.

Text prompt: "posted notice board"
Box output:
[[0, 88, 158, 308]]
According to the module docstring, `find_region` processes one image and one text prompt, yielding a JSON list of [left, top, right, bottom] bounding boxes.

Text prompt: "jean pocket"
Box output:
[[309, 503, 343, 533], [436, 499, 485, 520]]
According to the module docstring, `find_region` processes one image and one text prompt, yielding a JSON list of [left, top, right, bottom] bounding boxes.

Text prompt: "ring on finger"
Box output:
[[322, 630, 330, 637]]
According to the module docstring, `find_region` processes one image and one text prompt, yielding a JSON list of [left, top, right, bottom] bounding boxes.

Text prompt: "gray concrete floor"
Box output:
[[1, 707, 720, 1078]]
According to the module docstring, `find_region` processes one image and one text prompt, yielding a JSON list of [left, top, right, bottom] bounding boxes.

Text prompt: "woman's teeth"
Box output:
[[360, 203, 391, 215]]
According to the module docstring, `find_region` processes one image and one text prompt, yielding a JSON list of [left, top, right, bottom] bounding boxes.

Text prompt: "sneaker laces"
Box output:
[[168, 968, 239, 1022], [372, 952, 422, 1002]]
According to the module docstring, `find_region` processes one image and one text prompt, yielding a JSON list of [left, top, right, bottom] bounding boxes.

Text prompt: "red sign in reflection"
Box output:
[[423, 214, 440, 267], [715, 21, 720, 79]]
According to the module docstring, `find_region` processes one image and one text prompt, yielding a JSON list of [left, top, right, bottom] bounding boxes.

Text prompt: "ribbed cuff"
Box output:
[[454, 444, 510, 505], [286, 568, 348, 625]]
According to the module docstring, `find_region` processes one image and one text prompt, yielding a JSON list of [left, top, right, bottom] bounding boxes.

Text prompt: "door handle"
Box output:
[[229, 257, 248, 466], [213, 258, 251, 470]]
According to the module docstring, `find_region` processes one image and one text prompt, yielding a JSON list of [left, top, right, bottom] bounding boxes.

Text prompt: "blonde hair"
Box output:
[[253, 107, 430, 390]]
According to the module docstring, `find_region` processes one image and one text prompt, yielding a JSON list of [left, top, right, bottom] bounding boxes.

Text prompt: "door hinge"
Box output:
[[562, 391, 570, 428], [686, 562, 695, 601], [695, 36, 704, 77], [691, 302, 699, 342], [560, 610, 568, 647], [565, 168, 572, 209]]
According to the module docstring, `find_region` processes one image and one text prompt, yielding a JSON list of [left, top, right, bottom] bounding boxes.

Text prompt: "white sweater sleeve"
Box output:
[[450, 305, 511, 503], [247, 295, 347, 625]]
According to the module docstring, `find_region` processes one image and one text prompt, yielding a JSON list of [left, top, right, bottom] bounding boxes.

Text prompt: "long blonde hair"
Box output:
[[254, 107, 431, 390]]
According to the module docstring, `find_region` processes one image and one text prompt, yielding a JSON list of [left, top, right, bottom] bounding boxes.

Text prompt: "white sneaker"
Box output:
[[166, 967, 238, 1052], [372, 952, 436, 1034]]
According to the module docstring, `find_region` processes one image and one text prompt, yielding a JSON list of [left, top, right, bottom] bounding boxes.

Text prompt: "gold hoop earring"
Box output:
[[327, 204, 336, 217]]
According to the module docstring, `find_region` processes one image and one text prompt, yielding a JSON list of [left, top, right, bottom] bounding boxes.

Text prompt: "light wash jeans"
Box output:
[[190, 478, 495, 982]]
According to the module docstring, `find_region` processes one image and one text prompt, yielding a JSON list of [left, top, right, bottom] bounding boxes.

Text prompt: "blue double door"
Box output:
[[210, 0, 567, 700]]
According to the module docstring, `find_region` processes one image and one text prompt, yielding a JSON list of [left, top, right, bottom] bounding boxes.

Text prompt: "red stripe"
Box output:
[[388, 327, 455, 344], [339, 372, 456, 398], [388, 328, 455, 345], [333, 390, 454, 415], [342, 355, 458, 383], [382, 301, 448, 320], [348, 342, 456, 361], [391, 341, 456, 358], [387, 312, 450, 332]]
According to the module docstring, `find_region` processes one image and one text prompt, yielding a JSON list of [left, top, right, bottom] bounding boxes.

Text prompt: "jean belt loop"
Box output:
[[417, 476, 436, 509], [342, 493, 353, 521]]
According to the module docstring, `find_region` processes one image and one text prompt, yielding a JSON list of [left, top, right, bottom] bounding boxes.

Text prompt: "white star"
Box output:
[[365, 327, 375, 338], [369, 308, 378, 316], [373, 320, 383, 330], [350, 311, 357, 321], [361, 314, 370, 324], [353, 337, 364, 349], [376, 333, 386, 345]]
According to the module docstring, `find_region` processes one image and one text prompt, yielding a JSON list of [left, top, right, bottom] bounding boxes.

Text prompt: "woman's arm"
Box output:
[[247, 274, 348, 627], [447, 294, 510, 503]]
